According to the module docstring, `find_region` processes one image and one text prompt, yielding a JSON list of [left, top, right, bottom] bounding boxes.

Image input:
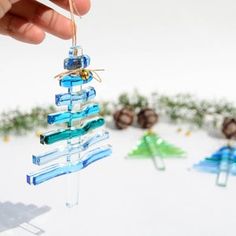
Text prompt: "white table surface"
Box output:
[[0, 122, 235, 236]]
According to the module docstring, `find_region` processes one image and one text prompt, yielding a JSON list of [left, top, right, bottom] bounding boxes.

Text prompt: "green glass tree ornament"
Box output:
[[128, 130, 186, 170]]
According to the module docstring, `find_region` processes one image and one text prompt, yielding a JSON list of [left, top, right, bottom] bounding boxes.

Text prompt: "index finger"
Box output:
[[50, 0, 90, 16]]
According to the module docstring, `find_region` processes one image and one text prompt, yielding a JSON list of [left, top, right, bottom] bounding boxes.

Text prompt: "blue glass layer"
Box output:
[[27, 145, 112, 185], [193, 146, 236, 175], [48, 103, 100, 125], [59, 73, 93, 88], [33, 130, 109, 165], [55, 86, 96, 106], [194, 159, 221, 173], [40, 118, 105, 145], [64, 55, 90, 70]]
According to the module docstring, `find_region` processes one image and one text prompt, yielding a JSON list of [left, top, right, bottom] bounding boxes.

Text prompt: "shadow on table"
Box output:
[[0, 201, 50, 235]]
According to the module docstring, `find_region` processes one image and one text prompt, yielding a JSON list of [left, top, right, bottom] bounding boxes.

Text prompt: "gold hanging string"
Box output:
[[68, 0, 77, 47], [72, 0, 82, 17]]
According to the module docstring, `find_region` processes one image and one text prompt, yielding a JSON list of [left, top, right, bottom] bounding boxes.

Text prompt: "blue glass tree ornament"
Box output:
[[27, 46, 112, 207], [193, 145, 236, 187]]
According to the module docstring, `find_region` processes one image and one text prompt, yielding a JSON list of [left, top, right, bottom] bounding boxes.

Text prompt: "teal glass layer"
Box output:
[[55, 87, 96, 106], [33, 130, 109, 165], [40, 118, 105, 145], [48, 103, 100, 125], [59, 73, 93, 88], [27, 145, 112, 185]]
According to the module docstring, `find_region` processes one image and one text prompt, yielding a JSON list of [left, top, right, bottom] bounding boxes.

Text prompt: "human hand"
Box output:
[[0, 0, 90, 44]]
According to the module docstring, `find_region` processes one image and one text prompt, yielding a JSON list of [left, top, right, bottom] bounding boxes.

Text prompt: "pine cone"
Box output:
[[222, 117, 236, 139], [113, 108, 134, 129], [137, 108, 158, 129]]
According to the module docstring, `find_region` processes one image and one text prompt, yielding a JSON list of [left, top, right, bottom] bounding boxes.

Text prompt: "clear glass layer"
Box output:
[[143, 133, 165, 171], [55, 87, 96, 106], [27, 145, 112, 185], [48, 103, 100, 125], [59, 73, 93, 88], [69, 46, 83, 58], [33, 130, 109, 165], [66, 172, 79, 208], [215, 148, 231, 187], [40, 118, 105, 145], [216, 157, 230, 187]]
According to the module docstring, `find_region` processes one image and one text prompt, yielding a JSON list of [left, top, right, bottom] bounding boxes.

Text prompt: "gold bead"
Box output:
[[80, 69, 89, 80]]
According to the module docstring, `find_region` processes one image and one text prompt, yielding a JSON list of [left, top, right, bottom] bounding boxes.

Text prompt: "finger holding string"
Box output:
[[51, 0, 91, 16], [0, 0, 90, 44]]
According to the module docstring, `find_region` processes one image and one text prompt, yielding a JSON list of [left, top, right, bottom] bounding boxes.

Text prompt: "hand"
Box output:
[[0, 0, 90, 44]]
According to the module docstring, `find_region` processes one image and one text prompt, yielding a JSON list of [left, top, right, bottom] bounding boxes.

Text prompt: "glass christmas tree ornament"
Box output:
[[128, 130, 186, 170], [193, 145, 236, 187], [27, 2, 112, 206]]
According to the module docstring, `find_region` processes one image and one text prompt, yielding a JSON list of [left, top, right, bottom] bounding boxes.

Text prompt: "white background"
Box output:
[[1, 0, 236, 235]]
